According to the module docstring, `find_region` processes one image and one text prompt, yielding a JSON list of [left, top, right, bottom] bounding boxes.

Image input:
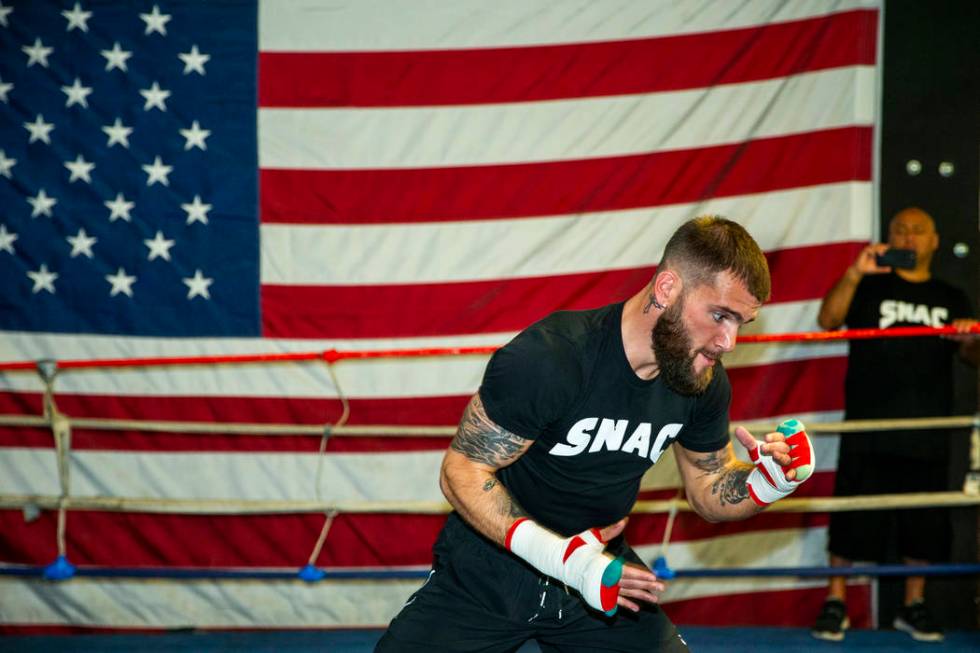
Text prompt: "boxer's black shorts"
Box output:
[[375, 512, 688, 652]]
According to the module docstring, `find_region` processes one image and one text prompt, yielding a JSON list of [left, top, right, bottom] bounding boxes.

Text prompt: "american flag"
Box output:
[[0, 0, 879, 631]]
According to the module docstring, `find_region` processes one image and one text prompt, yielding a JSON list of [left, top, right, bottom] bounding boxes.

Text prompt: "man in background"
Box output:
[[811, 207, 978, 643]]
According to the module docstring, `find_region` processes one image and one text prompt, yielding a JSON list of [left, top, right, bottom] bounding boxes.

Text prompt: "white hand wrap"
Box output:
[[505, 518, 623, 615], [746, 418, 814, 506]]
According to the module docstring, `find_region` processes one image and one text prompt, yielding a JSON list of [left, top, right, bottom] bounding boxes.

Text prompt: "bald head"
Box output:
[[888, 206, 938, 272]]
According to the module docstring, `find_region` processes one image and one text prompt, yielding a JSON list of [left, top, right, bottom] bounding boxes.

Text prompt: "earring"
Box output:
[[652, 298, 665, 310]]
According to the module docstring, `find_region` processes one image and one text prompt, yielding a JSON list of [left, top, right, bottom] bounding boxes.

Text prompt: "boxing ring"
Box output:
[[1, 327, 980, 652]]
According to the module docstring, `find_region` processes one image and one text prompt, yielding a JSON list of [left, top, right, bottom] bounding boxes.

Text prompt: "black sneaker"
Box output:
[[811, 599, 849, 642], [893, 600, 944, 642]]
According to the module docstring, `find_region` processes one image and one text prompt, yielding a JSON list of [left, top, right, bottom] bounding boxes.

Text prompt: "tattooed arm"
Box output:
[[673, 442, 761, 522], [674, 426, 796, 522], [439, 393, 534, 545]]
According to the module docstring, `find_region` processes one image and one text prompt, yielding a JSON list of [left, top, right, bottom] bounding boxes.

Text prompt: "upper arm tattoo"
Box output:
[[690, 448, 751, 506], [451, 394, 531, 468]]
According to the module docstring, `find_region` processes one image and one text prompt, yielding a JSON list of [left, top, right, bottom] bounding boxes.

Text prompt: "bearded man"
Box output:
[[375, 216, 814, 653]]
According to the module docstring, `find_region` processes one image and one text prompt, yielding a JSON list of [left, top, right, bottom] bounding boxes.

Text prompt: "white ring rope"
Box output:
[[2, 491, 978, 516], [0, 413, 974, 437]]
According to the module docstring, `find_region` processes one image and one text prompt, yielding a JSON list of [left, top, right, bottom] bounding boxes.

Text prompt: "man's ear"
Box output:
[[653, 269, 682, 306]]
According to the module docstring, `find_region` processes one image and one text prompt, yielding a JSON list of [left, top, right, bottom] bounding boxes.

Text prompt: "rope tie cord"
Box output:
[[37, 360, 71, 560], [305, 358, 350, 573]]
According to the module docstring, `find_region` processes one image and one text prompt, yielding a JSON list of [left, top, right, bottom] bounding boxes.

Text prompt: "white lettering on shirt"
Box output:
[[620, 423, 651, 458], [548, 417, 597, 456], [549, 418, 684, 462], [879, 300, 948, 329], [589, 418, 629, 453], [649, 423, 684, 463]]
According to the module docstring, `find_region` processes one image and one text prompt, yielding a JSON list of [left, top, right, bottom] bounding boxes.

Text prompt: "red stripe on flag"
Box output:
[[261, 127, 872, 225], [0, 510, 445, 568], [627, 502, 831, 548], [0, 392, 469, 452], [665, 585, 872, 628], [728, 356, 846, 421], [259, 10, 877, 107], [262, 241, 864, 339], [0, 501, 836, 570]]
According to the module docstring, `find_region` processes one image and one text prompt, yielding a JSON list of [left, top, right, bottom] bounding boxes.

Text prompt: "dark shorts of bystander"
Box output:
[[828, 443, 950, 563]]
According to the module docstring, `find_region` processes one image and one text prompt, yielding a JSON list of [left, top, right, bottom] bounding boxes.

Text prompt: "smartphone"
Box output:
[[875, 248, 916, 269]]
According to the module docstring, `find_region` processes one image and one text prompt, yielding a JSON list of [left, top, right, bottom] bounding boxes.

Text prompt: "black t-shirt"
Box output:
[[843, 273, 972, 457], [479, 302, 731, 536]]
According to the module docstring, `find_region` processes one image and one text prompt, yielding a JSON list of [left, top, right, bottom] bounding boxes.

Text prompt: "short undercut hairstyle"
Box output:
[[660, 215, 771, 303]]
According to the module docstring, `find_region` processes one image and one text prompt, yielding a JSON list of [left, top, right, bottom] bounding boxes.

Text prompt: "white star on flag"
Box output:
[[106, 268, 137, 297], [140, 4, 171, 36], [64, 154, 95, 183], [144, 230, 175, 261], [104, 192, 134, 222], [0, 224, 17, 255], [62, 2, 92, 32], [142, 156, 173, 186], [62, 77, 93, 108], [101, 42, 132, 72], [0, 2, 12, 28], [27, 264, 58, 294], [183, 269, 213, 300], [140, 81, 170, 111], [179, 45, 210, 75], [180, 120, 210, 150], [67, 227, 97, 258], [181, 195, 212, 225], [22, 38, 54, 68], [0, 149, 15, 178], [102, 118, 133, 148], [0, 77, 12, 103], [24, 114, 54, 145], [27, 189, 57, 218]]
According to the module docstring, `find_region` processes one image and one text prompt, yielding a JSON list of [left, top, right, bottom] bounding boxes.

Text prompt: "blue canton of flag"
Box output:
[[0, 0, 258, 336]]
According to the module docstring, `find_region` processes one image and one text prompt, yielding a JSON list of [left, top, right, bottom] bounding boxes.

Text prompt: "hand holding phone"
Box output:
[[875, 248, 916, 269]]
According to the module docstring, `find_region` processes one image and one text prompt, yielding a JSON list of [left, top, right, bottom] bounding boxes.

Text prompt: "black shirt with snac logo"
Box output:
[[479, 302, 731, 536], [842, 272, 972, 458]]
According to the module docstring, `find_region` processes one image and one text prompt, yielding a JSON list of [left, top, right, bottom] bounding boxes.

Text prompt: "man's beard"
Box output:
[[651, 298, 715, 396]]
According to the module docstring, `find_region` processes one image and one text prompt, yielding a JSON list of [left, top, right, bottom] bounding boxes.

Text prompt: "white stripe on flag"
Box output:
[[0, 576, 421, 628], [259, 67, 875, 170], [635, 526, 830, 603], [259, 0, 878, 51], [3, 421, 839, 501]]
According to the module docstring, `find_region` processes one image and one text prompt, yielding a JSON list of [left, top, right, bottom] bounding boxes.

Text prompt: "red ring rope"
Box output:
[[0, 325, 975, 373]]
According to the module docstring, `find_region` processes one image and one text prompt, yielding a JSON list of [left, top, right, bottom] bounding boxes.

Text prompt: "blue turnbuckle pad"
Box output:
[[298, 563, 326, 582], [653, 555, 676, 580], [43, 555, 76, 581]]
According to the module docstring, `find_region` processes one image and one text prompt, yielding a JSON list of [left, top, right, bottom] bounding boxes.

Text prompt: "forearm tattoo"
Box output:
[[693, 450, 751, 506], [711, 467, 751, 506], [451, 395, 528, 467], [494, 486, 527, 519]]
